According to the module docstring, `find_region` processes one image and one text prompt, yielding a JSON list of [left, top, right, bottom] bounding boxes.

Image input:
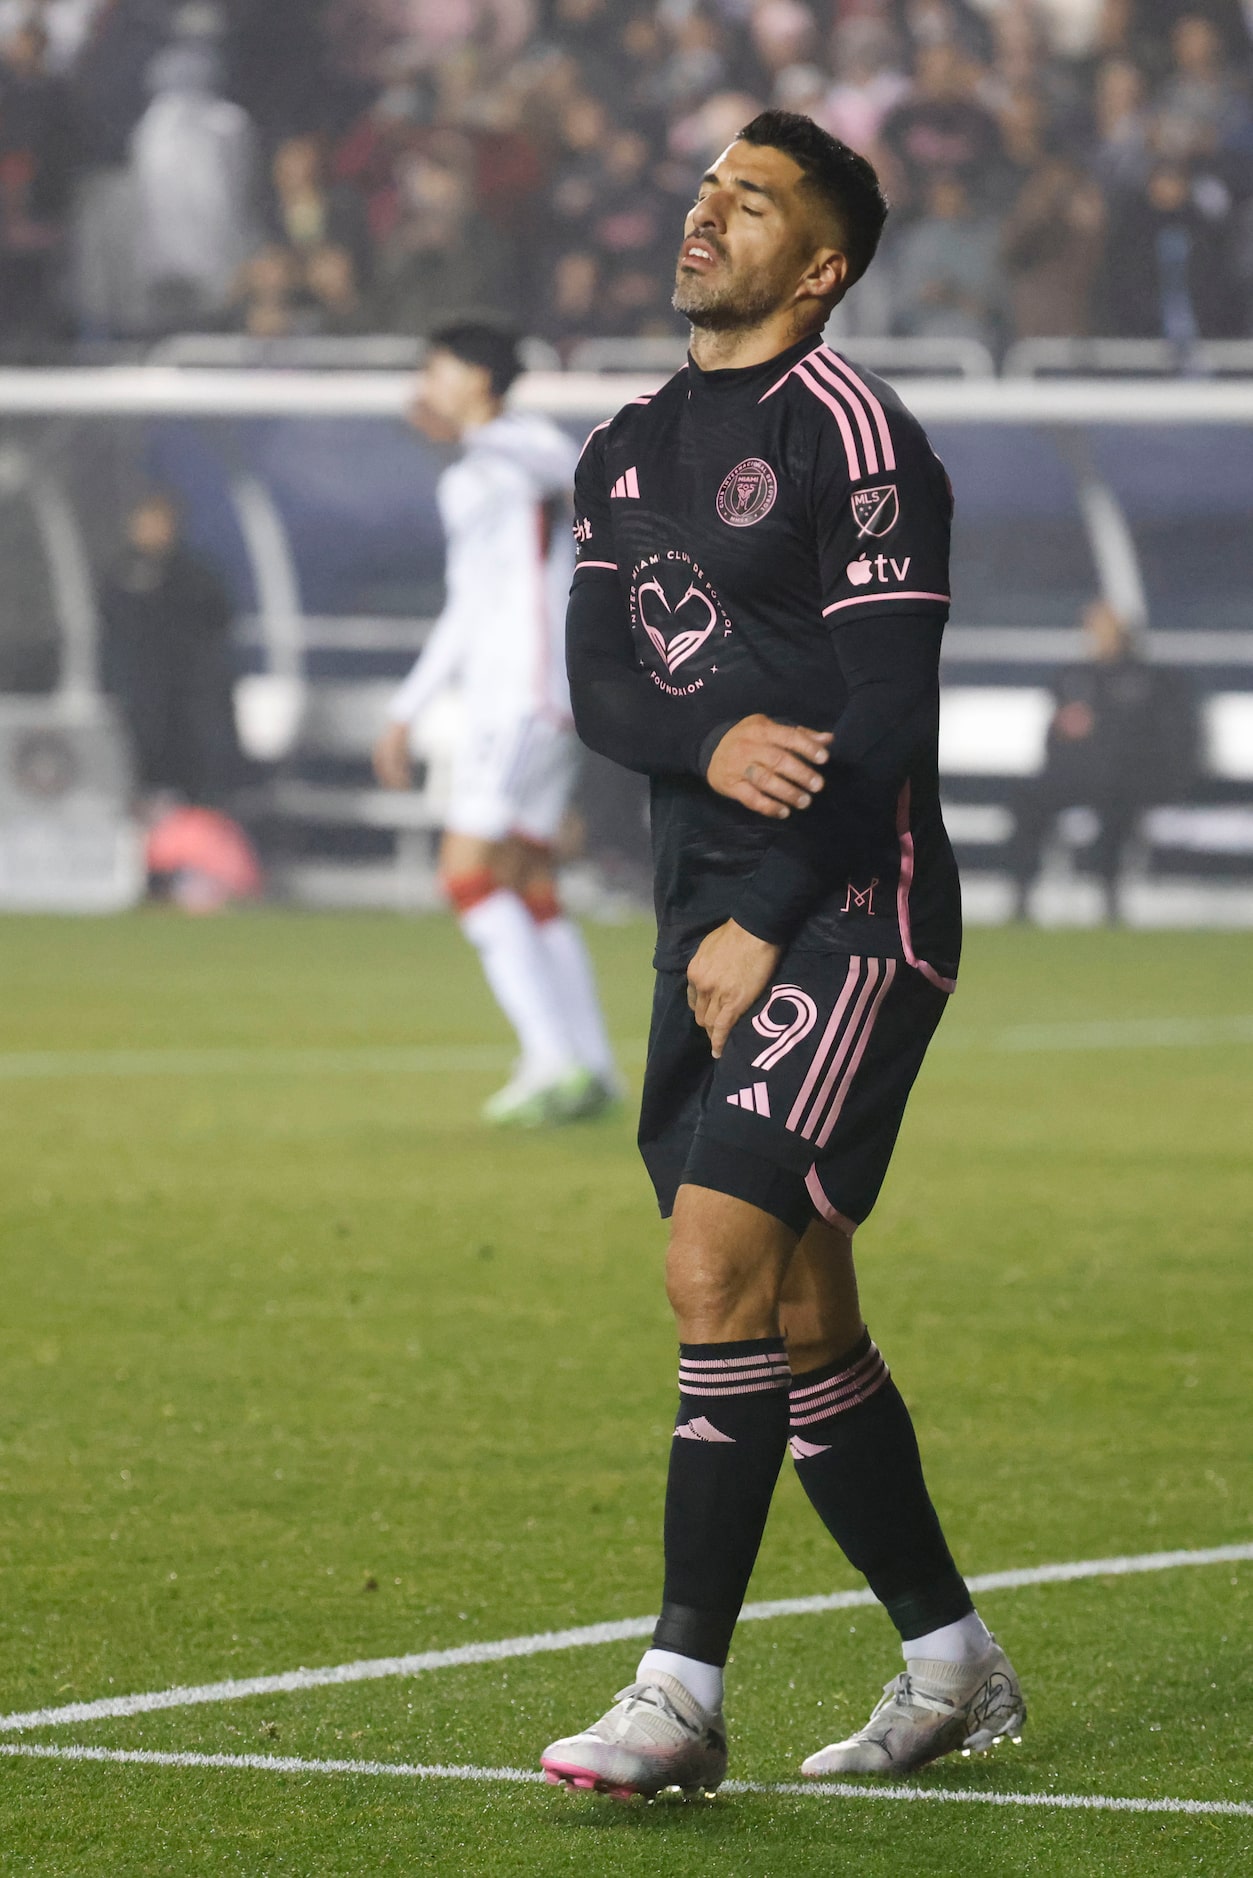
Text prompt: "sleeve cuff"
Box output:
[[697, 720, 740, 777], [731, 847, 826, 946]]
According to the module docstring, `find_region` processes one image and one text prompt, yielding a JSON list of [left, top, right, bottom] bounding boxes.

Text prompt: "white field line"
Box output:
[[993, 1015, 1253, 1052], [0, 1045, 515, 1081], [2, 1743, 1250, 1819], [0, 1016, 1250, 1082], [3, 1544, 1249, 1737]]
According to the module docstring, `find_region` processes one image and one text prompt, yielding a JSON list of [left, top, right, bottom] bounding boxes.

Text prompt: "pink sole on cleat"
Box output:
[[543, 1761, 640, 1802]]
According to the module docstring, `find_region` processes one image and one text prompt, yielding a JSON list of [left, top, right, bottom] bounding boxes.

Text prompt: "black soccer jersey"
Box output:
[[566, 332, 962, 987]]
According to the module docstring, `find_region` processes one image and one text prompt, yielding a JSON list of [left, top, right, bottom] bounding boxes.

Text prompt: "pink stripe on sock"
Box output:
[[788, 1347, 884, 1402]]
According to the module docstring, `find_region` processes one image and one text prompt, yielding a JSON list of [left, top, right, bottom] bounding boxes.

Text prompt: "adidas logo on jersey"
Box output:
[[727, 1081, 770, 1116], [609, 467, 640, 499]]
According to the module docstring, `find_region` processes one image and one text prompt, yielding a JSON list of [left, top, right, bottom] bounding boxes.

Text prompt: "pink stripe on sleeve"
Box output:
[[820, 348, 896, 472], [794, 363, 863, 481], [807, 351, 879, 477], [822, 590, 949, 617]]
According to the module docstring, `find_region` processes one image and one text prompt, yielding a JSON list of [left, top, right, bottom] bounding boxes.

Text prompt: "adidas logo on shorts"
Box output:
[[727, 1082, 771, 1117]]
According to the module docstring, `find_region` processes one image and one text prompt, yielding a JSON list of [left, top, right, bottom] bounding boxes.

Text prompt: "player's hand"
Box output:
[[706, 715, 831, 820], [373, 721, 413, 789], [687, 920, 781, 1060]]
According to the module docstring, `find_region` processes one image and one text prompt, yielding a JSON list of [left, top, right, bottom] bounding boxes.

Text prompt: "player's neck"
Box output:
[[687, 312, 822, 374]]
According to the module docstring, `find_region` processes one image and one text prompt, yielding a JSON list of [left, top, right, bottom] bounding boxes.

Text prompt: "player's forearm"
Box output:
[[386, 611, 464, 726], [731, 696, 933, 942], [729, 615, 942, 944], [566, 573, 708, 777]]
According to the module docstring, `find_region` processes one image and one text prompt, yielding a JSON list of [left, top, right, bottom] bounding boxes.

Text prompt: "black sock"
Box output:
[[652, 1337, 791, 1668], [789, 1331, 973, 1642]]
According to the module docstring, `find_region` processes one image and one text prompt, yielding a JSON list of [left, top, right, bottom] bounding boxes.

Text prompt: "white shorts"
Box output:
[[446, 714, 579, 846]]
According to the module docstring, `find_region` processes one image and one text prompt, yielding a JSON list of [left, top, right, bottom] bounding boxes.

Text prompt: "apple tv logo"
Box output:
[[845, 553, 911, 587]]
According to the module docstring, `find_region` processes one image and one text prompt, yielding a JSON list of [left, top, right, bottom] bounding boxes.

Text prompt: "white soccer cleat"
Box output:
[[541, 1670, 728, 1800], [801, 1640, 1026, 1777], [480, 1067, 575, 1127], [482, 1065, 618, 1128]]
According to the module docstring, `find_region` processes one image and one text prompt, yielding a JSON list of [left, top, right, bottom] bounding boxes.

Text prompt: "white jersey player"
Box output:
[[374, 322, 618, 1126]]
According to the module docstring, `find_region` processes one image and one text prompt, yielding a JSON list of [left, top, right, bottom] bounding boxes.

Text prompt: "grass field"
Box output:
[[0, 912, 1250, 1876]]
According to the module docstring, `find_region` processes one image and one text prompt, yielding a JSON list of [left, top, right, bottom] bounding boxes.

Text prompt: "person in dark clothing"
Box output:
[[100, 493, 242, 808], [1098, 159, 1243, 340], [1008, 601, 1199, 920], [542, 108, 1024, 1805], [0, 21, 75, 341]]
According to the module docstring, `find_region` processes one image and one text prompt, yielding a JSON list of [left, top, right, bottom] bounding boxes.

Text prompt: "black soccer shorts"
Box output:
[[638, 951, 949, 1237]]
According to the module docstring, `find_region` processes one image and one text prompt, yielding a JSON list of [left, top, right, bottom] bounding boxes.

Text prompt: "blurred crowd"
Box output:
[[1, 0, 1252, 357]]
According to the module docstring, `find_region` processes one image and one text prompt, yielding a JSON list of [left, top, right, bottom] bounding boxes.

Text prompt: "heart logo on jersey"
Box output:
[[637, 578, 719, 674]]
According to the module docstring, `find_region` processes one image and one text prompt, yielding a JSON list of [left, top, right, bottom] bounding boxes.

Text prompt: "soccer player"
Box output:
[[541, 113, 1025, 1796], [374, 322, 618, 1126]]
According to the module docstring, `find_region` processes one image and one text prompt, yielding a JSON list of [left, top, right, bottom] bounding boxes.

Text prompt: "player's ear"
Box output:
[[797, 247, 847, 307]]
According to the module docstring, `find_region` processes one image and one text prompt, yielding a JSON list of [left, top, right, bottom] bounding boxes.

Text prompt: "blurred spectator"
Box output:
[[224, 0, 341, 144], [71, 0, 167, 170], [130, 41, 258, 329], [0, 1, 105, 74], [1007, 600, 1199, 921], [304, 240, 367, 332], [374, 141, 511, 334], [547, 0, 618, 99], [538, 245, 602, 351], [266, 132, 370, 283], [1099, 156, 1243, 338], [878, 42, 1003, 214], [226, 242, 302, 337], [1090, 57, 1153, 192], [0, 19, 74, 342], [101, 492, 243, 809], [1155, 14, 1250, 160], [323, 0, 535, 86], [818, 19, 910, 153], [890, 174, 1006, 349], [1002, 141, 1106, 337]]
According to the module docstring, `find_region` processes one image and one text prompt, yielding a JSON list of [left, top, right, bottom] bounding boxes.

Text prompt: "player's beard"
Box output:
[[672, 254, 784, 331]]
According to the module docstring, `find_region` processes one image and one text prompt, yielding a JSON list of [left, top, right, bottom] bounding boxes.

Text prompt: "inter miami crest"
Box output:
[[851, 484, 900, 538], [716, 458, 778, 528]]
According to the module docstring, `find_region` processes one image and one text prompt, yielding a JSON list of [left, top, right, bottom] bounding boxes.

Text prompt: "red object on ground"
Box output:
[[145, 807, 263, 913]]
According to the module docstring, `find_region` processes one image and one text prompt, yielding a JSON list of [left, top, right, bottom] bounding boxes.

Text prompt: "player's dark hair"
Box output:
[[427, 320, 524, 398], [737, 110, 889, 286]]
